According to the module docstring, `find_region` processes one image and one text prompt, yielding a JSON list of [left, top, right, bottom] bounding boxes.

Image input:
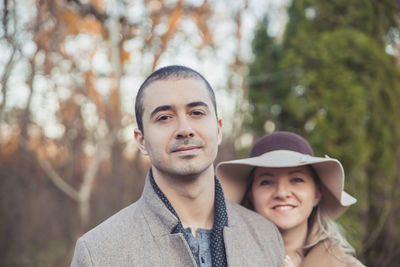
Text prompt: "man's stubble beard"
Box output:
[[152, 156, 213, 182]]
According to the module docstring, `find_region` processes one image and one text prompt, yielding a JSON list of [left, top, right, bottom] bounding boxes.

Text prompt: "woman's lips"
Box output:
[[272, 204, 297, 211]]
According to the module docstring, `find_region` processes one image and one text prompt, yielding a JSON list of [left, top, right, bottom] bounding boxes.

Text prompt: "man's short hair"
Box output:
[[135, 65, 218, 133]]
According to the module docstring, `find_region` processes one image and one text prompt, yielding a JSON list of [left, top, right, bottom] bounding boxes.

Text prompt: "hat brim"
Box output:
[[216, 150, 356, 219]]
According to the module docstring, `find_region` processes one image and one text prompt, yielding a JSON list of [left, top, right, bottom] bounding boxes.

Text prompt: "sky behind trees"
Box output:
[[1, 0, 400, 266]]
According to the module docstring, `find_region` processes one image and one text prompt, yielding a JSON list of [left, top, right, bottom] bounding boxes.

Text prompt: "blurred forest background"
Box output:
[[1, 0, 400, 266]]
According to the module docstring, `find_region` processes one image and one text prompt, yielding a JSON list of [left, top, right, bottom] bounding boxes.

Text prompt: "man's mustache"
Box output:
[[168, 138, 205, 152]]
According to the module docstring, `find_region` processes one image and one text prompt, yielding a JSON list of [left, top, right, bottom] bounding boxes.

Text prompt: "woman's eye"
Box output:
[[260, 180, 272, 186], [292, 177, 304, 183]]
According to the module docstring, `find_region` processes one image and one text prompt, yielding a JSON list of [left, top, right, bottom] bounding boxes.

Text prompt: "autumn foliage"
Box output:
[[0, 0, 249, 265]]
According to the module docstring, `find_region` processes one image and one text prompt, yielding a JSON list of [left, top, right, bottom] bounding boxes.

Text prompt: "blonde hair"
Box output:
[[302, 205, 355, 257]]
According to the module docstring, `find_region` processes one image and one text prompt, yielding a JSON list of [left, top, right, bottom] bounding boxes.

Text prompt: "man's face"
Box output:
[[134, 78, 222, 179]]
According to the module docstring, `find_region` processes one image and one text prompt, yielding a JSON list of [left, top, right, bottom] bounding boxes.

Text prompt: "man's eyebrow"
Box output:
[[150, 105, 173, 119], [187, 101, 209, 109], [149, 102, 209, 119]]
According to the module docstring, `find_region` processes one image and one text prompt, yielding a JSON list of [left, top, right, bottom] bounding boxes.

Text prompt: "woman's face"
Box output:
[[250, 166, 321, 232]]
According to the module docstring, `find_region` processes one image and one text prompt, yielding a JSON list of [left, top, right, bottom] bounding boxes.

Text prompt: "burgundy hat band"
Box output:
[[250, 131, 314, 157]]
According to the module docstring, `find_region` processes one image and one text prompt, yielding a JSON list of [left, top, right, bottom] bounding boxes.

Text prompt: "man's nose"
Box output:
[[175, 116, 194, 139]]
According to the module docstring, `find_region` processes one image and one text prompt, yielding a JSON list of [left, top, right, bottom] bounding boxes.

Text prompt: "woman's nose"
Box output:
[[273, 181, 291, 199]]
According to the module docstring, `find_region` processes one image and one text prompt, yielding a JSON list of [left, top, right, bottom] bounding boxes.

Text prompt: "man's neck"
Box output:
[[152, 166, 216, 237]]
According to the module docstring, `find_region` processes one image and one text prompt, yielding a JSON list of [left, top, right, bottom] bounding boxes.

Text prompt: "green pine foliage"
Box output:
[[246, 1, 400, 265]]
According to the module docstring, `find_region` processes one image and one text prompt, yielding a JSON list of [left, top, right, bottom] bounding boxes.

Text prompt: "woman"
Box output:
[[216, 131, 365, 267]]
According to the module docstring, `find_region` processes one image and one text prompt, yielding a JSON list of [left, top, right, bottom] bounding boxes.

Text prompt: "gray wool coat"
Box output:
[[71, 174, 285, 267]]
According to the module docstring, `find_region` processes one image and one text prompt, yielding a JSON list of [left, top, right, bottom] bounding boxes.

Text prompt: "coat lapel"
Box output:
[[139, 174, 197, 266], [223, 201, 284, 267], [224, 226, 248, 266], [223, 202, 250, 266]]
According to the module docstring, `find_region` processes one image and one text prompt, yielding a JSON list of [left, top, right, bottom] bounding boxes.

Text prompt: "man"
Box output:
[[71, 65, 284, 266]]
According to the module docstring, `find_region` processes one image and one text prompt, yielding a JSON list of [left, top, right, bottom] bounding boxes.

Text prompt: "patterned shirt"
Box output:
[[149, 168, 228, 267], [184, 228, 212, 267]]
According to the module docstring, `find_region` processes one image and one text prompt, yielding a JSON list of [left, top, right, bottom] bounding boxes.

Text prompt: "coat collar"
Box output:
[[139, 172, 276, 266], [140, 172, 180, 237], [140, 173, 236, 226], [140, 171, 246, 236]]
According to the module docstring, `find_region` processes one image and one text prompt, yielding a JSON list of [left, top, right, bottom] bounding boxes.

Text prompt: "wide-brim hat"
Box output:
[[216, 131, 357, 220]]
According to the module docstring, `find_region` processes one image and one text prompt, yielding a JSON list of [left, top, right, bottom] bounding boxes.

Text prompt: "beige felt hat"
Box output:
[[216, 131, 357, 219]]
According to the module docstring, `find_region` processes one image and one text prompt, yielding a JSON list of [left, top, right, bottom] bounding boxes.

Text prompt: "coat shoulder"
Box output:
[[226, 200, 284, 248], [301, 241, 366, 267], [82, 200, 143, 244], [226, 200, 276, 228], [71, 201, 148, 266], [224, 200, 285, 266]]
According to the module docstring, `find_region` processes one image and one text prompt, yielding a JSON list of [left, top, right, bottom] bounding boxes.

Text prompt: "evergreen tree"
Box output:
[[247, 18, 284, 134], [247, 1, 400, 265]]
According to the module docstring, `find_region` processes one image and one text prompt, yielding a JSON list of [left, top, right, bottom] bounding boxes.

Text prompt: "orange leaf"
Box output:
[[86, 71, 104, 114], [60, 10, 104, 36], [120, 48, 131, 63]]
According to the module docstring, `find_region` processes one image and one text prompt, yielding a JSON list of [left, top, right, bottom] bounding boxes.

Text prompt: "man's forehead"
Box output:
[[144, 77, 207, 91], [141, 78, 213, 109]]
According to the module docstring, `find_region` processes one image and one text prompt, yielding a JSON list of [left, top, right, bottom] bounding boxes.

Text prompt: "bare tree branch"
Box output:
[[0, 0, 18, 123], [2, 0, 9, 37], [78, 131, 116, 226], [66, 0, 108, 23], [19, 138, 81, 202], [0, 45, 16, 122]]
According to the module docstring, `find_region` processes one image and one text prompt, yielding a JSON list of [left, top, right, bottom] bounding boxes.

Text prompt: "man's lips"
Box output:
[[168, 138, 205, 153], [172, 146, 201, 153]]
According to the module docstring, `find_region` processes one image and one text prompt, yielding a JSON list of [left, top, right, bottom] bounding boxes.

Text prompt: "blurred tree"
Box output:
[[0, 0, 251, 265], [247, 0, 400, 266]]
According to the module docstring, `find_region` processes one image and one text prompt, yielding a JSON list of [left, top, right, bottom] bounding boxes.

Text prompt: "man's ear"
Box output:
[[134, 128, 148, 155], [217, 119, 222, 145]]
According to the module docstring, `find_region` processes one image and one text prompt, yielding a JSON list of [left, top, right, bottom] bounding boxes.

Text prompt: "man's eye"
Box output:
[[191, 110, 205, 116], [156, 115, 171, 121]]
